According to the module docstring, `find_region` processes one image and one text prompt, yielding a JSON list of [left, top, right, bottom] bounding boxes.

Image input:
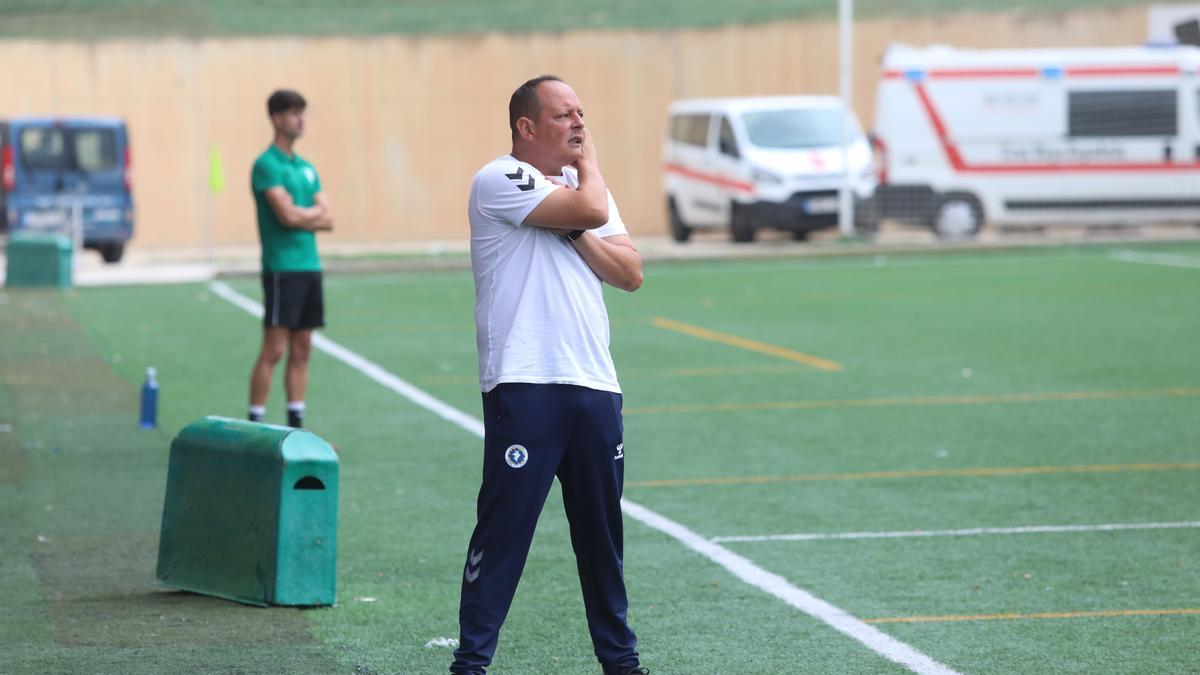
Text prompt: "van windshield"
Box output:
[[20, 127, 119, 172], [741, 108, 849, 149]]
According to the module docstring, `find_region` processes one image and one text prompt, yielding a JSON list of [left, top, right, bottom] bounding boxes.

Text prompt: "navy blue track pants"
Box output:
[[451, 383, 639, 674]]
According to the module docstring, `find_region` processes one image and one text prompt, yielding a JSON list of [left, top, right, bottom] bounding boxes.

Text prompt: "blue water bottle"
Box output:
[[140, 366, 158, 429]]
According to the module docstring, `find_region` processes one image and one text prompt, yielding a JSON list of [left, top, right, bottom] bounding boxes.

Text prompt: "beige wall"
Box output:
[[0, 5, 1147, 250]]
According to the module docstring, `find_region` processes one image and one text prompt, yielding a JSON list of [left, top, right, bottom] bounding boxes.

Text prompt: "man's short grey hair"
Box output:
[[509, 75, 563, 139]]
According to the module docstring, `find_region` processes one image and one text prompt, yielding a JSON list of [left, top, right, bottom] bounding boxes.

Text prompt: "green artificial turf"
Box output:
[[1, 240, 1198, 672]]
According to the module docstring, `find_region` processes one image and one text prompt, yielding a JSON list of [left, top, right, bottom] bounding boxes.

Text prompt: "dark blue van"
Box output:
[[1, 117, 134, 263]]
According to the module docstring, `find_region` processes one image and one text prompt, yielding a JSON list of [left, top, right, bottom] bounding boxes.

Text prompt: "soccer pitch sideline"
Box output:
[[2, 242, 1198, 673]]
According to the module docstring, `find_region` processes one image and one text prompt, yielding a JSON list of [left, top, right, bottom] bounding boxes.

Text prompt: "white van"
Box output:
[[873, 43, 1200, 238], [663, 96, 877, 242]]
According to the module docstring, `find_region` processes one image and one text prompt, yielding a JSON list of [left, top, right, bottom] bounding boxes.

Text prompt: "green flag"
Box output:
[[208, 144, 225, 194]]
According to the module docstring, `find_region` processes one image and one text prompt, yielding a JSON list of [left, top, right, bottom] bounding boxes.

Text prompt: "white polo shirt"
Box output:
[[468, 154, 628, 394]]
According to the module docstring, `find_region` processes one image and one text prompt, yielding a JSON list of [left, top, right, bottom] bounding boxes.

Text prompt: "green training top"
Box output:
[[251, 144, 323, 272]]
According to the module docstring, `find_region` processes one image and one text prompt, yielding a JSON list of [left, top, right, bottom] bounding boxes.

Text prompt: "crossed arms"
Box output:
[[526, 187, 643, 293], [265, 188, 335, 232], [520, 135, 643, 293]]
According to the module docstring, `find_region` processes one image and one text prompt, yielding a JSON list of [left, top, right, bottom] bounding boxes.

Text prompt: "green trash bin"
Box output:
[[5, 232, 72, 288], [156, 416, 339, 606]]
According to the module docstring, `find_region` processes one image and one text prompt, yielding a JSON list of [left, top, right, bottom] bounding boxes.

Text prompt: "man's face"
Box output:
[[530, 81, 585, 164], [272, 107, 306, 140]]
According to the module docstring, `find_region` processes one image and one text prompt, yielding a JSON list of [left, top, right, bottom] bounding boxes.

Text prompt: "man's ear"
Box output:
[[517, 117, 535, 140]]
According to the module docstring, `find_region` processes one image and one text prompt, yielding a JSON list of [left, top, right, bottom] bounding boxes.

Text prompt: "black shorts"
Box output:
[[261, 271, 325, 330]]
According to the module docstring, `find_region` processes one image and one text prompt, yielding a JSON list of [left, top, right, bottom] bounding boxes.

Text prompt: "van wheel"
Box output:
[[99, 242, 125, 264], [667, 198, 692, 243], [730, 205, 756, 243], [791, 229, 810, 241], [932, 193, 983, 240]]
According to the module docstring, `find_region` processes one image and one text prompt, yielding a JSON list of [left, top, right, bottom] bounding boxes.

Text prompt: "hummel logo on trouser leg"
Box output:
[[464, 548, 483, 583]]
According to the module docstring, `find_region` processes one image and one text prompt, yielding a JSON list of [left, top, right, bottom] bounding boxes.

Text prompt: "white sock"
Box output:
[[249, 405, 266, 417], [287, 401, 306, 413]]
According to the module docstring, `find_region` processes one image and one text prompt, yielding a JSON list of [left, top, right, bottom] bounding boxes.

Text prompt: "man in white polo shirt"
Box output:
[[450, 75, 647, 675]]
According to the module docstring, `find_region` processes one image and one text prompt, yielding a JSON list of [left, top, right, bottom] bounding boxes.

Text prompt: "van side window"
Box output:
[[1068, 90, 1176, 137], [671, 114, 712, 147], [718, 116, 739, 158], [20, 128, 67, 170]]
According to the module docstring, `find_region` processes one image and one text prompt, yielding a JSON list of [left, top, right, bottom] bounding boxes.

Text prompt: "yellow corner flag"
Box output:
[[208, 144, 225, 194]]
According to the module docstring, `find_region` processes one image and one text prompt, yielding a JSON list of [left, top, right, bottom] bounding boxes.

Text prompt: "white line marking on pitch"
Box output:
[[208, 281, 483, 436], [209, 280, 959, 675], [712, 520, 1200, 544], [1108, 249, 1200, 269]]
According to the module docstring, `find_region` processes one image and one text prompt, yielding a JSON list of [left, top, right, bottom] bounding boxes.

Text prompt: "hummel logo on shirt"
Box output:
[[504, 166, 537, 192]]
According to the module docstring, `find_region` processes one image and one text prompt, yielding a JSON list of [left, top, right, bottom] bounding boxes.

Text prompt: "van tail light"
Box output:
[[2, 145, 14, 192], [123, 145, 132, 192], [869, 133, 888, 185]]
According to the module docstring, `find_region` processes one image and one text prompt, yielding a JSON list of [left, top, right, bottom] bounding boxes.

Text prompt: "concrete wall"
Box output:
[[0, 5, 1147, 251]]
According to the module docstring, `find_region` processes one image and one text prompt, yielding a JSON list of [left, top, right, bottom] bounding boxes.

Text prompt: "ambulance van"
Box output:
[[664, 96, 877, 243], [872, 44, 1200, 238]]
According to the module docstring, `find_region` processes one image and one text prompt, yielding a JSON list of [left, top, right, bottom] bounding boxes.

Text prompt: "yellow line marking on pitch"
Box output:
[[863, 608, 1200, 625], [651, 317, 842, 371], [625, 364, 811, 378], [625, 462, 1200, 489], [624, 386, 1200, 416], [419, 364, 810, 386]]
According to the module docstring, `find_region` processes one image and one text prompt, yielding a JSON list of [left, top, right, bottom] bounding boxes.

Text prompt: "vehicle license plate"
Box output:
[[804, 197, 839, 214]]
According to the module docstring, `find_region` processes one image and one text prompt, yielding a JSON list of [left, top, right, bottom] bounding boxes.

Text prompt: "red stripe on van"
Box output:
[[664, 163, 756, 195], [1064, 65, 1180, 77], [910, 82, 1200, 174], [928, 68, 1040, 78], [911, 85, 969, 170]]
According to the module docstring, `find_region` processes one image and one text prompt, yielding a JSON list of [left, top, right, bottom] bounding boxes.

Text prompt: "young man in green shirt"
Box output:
[[247, 89, 334, 428]]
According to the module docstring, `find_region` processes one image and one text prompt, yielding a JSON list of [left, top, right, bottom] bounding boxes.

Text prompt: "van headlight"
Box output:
[[752, 169, 783, 185]]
